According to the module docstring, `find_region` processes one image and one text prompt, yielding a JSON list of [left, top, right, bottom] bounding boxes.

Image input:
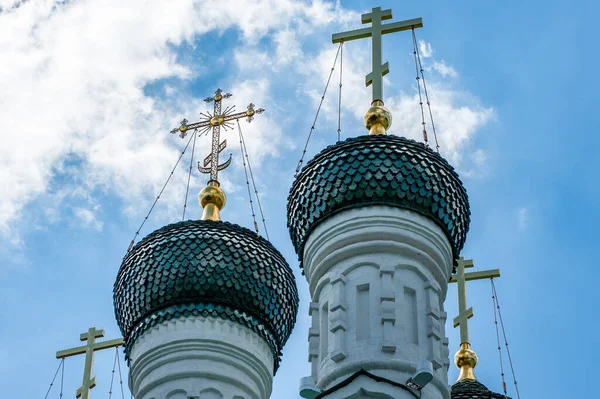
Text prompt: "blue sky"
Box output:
[[0, 0, 597, 398]]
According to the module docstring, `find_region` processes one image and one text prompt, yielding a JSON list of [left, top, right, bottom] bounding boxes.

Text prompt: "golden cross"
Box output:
[[332, 7, 423, 103], [449, 257, 500, 345], [56, 327, 124, 399], [170, 88, 264, 183]]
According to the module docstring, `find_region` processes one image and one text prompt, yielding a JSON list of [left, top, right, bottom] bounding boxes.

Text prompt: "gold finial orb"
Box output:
[[454, 343, 478, 381], [199, 181, 226, 221], [363, 100, 392, 135]]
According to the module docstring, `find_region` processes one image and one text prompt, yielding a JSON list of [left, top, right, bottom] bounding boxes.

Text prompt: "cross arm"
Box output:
[[332, 17, 423, 43], [56, 338, 124, 359], [178, 119, 211, 133], [449, 269, 500, 283], [223, 110, 254, 122], [381, 18, 423, 35], [90, 337, 124, 351], [332, 27, 373, 43], [223, 107, 264, 123]]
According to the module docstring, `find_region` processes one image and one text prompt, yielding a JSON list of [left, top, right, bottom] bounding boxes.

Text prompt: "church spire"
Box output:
[[332, 7, 422, 135], [169, 88, 264, 220], [116, 85, 296, 399]]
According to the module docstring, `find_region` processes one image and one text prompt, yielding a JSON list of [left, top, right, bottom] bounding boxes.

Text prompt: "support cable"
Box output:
[[411, 29, 429, 147], [237, 120, 269, 240], [295, 42, 343, 177], [125, 130, 197, 255], [337, 42, 344, 142], [117, 347, 126, 399], [412, 29, 441, 152], [182, 129, 199, 221], [59, 357, 64, 399], [108, 347, 118, 399], [490, 278, 508, 397], [491, 279, 521, 399], [43, 358, 64, 399], [238, 121, 259, 234]]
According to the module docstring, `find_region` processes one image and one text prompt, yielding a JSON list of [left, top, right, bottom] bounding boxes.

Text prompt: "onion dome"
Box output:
[[113, 219, 299, 371], [451, 380, 511, 399], [287, 134, 470, 265]]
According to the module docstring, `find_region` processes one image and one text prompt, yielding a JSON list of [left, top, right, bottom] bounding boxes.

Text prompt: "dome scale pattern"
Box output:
[[113, 220, 299, 371], [287, 134, 470, 266], [451, 380, 511, 399]]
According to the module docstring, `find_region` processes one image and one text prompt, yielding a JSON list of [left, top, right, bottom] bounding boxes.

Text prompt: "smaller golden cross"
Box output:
[[170, 88, 264, 183], [449, 257, 500, 345], [56, 327, 124, 399]]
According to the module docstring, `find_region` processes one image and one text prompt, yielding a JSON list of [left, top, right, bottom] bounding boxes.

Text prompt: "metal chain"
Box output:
[[237, 120, 269, 240], [43, 358, 64, 399], [337, 42, 344, 142], [108, 347, 118, 399], [182, 128, 200, 221], [411, 29, 429, 146], [490, 278, 508, 397], [295, 42, 343, 177], [491, 279, 521, 399], [412, 29, 441, 151], [237, 120, 259, 234], [125, 129, 197, 256]]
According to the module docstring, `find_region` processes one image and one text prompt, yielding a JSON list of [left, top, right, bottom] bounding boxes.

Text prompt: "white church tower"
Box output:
[[286, 8, 470, 399], [113, 89, 299, 399]]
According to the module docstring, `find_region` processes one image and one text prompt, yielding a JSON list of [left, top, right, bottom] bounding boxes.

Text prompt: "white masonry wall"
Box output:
[[303, 206, 454, 399], [128, 315, 274, 399]]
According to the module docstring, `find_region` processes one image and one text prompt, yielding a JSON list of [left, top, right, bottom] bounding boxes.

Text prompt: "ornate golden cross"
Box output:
[[332, 7, 423, 103], [449, 257, 500, 345], [56, 327, 124, 399], [170, 88, 264, 183]]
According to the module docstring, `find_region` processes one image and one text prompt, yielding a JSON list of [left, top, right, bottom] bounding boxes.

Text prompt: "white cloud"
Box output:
[[459, 149, 489, 179], [471, 149, 487, 167], [432, 61, 458, 78], [0, 0, 355, 245], [518, 207, 529, 230], [0, 1, 494, 251], [419, 40, 434, 57], [73, 207, 103, 231]]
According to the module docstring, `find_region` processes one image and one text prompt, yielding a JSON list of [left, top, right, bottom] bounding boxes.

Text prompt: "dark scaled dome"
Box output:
[[113, 220, 298, 371], [451, 380, 511, 399], [287, 134, 470, 265]]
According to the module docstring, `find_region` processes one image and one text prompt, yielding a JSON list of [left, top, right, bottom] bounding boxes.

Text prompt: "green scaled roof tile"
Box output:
[[451, 380, 511, 399], [287, 135, 470, 267], [113, 220, 299, 373]]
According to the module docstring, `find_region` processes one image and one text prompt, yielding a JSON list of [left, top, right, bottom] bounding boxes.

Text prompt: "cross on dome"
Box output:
[[169, 88, 264, 220], [170, 88, 264, 183], [332, 7, 423, 104], [450, 257, 501, 381], [55, 327, 124, 399], [332, 7, 422, 135]]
